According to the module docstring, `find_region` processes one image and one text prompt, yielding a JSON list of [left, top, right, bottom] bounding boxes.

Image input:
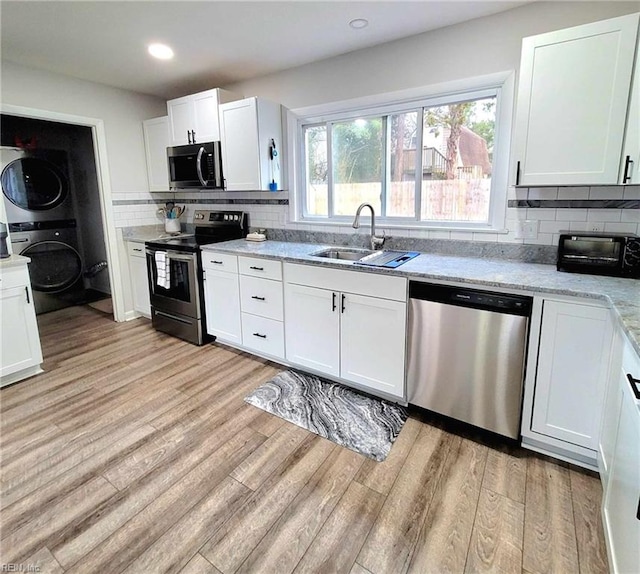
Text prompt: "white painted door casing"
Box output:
[[532, 300, 614, 450], [514, 13, 639, 185], [128, 245, 151, 318]]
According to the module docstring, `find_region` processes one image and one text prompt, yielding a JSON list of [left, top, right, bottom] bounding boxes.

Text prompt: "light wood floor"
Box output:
[[0, 305, 608, 574]]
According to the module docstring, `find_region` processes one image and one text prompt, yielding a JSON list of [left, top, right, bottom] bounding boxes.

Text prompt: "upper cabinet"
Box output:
[[167, 88, 241, 146], [219, 97, 284, 191], [513, 13, 640, 186], [142, 116, 170, 192]]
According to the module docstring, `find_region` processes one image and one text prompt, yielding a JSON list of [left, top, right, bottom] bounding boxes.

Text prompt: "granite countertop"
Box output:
[[122, 225, 194, 244], [0, 254, 30, 269], [202, 239, 640, 355]]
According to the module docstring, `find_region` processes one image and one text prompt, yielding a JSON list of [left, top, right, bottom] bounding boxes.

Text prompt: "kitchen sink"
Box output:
[[311, 248, 374, 261]]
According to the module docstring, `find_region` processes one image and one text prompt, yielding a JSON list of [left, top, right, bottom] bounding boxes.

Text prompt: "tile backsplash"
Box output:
[[112, 185, 640, 250]]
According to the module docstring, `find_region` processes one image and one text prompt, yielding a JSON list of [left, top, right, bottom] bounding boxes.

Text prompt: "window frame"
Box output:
[[290, 71, 515, 232]]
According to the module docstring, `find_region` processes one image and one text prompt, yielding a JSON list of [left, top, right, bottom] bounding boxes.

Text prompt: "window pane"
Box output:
[[305, 125, 328, 216], [332, 118, 382, 216], [387, 111, 418, 217], [420, 97, 496, 222]]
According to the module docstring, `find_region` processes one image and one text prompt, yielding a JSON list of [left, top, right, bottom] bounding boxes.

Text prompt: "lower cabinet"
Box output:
[[284, 263, 407, 399], [601, 334, 640, 574], [522, 297, 614, 467], [1, 261, 43, 386], [127, 242, 151, 318], [202, 252, 242, 345]]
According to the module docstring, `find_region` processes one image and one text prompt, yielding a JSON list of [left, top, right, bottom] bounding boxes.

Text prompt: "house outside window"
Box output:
[[296, 74, 514, 231]]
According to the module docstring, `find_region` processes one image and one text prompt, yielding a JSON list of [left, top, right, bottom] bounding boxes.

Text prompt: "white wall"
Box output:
[[226, 2, 639, 109], [1, 61, 166, 194]]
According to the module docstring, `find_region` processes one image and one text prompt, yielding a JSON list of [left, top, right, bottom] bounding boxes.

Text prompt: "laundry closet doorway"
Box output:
[[0, 104, 126, 321]]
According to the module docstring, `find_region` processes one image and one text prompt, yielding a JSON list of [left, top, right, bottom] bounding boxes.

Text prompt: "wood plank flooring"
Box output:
[[0, 305, 608, 574]]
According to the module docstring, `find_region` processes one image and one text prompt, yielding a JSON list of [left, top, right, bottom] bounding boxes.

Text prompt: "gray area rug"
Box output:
[[244, 370, 408, 462]]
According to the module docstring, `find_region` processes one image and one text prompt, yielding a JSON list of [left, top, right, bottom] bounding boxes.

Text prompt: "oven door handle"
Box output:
[[146, 249, 196, 263]]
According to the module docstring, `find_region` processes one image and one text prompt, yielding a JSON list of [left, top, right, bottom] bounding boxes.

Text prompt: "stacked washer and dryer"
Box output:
[[1, 147, 87, 314]]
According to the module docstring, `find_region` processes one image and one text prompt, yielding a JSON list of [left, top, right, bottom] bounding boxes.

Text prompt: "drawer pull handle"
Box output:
[[251, 296, 265, 301], [249, 266, 264, 271], [211, 260, 223, 265], [133, 248, 142, 252], [253, 332, 267, 339], [626, 373, 640, 400]]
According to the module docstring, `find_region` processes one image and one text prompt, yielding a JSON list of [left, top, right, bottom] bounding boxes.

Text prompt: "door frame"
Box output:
[[1, 103, 125, 321]]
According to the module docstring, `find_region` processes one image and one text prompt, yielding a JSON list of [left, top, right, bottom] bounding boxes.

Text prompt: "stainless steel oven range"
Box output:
[[144, 210, 247, 345]]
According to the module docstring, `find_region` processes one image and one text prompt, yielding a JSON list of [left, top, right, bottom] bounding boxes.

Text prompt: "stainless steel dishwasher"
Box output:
[[407, 282, 532, 440]]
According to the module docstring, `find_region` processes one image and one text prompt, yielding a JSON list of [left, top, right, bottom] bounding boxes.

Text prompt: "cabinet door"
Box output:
[[340, 293, 406, 399], [532, 300, 613, 449], [203, 269, 242, 345], [143, 117, 170, 192], [219, 98, 261, 191], [603, 375, 640, 574], [621, 48, 640, 184], [167, 95, 193, 146], [284, 283, 340, 377], [514, 14, 639, 185], [128, 249, 151, 317], [1, 284, 43, 378], [192, 90, 221, 142]]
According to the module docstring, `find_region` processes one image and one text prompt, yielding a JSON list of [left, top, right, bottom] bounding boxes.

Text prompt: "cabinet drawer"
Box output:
[[202, 252, 238, 273], [0, 265, 30, 291], [239, 256, 282, 281], [240, 275, 283, 320], [241, 313, 284, 358], [127, 242, 146, 258]]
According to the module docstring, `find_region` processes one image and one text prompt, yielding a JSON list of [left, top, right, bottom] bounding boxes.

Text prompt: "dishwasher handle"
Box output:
[[409, 281, 532, 316]]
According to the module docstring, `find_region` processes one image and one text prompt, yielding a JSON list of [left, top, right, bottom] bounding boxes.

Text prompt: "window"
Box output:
[[296, 75, 513, 230]]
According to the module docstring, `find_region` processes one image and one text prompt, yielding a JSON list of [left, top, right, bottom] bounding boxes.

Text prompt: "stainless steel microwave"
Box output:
[[557, 232, 640, 278], [167, 141, 224, 190]]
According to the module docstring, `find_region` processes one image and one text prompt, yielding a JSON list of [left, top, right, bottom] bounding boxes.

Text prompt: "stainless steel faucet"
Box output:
[[352, 203, 385, 251]]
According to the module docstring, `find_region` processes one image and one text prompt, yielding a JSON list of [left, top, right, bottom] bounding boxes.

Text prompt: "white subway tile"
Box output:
[[603, 222, 639, 234], [450, 231, 473, 240], [621, 210, 640, 223], [569, 221, 591, 232], [557, 186, 589, 200], [525, 233, 554, 245], [555, 208, 588, 221], [429, 231, 451, 240], [526, 208, 556, 220], [528, 187, 558, 200], [623, 185, 640, 200], [587, 209, 621, 222], [589, 186, 625, 200], [472, 233, 499, 242], [539, 220, 570, 234]]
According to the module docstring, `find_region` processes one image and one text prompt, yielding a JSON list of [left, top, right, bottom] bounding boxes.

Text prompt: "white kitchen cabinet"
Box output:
[[284, 263, 407, 400], [203, 269, 242, 345], [127, 242, 150, 318], [219, 97, 284, 191], [531, 300, 614, 451], [284, 283, 340, 377], [602, 335, 640, 574], [1, 259, 43, 386], [513, 13, 639, 185], [621, 40, 640, 184], [167, 88, 241, 146], [142, 116, 170, 192]]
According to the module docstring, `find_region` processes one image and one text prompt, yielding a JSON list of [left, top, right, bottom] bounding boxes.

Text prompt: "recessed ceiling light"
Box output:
[[349, 18, 369, 30], [148, 43, 174, 60]]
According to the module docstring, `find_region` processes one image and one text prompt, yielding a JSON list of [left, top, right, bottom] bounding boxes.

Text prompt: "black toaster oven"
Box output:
[[557, 233, 640, 278]]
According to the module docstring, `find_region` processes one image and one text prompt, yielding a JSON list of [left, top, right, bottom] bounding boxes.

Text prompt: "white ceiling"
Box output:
[[1, 1, 530, 100]]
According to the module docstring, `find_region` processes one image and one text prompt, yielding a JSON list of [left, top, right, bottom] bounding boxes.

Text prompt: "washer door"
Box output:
[[1, 157, 68, 211], [22, 241, 82, 292]]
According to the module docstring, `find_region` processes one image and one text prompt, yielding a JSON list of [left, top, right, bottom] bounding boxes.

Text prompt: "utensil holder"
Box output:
[[164, 218, 181, 233]]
